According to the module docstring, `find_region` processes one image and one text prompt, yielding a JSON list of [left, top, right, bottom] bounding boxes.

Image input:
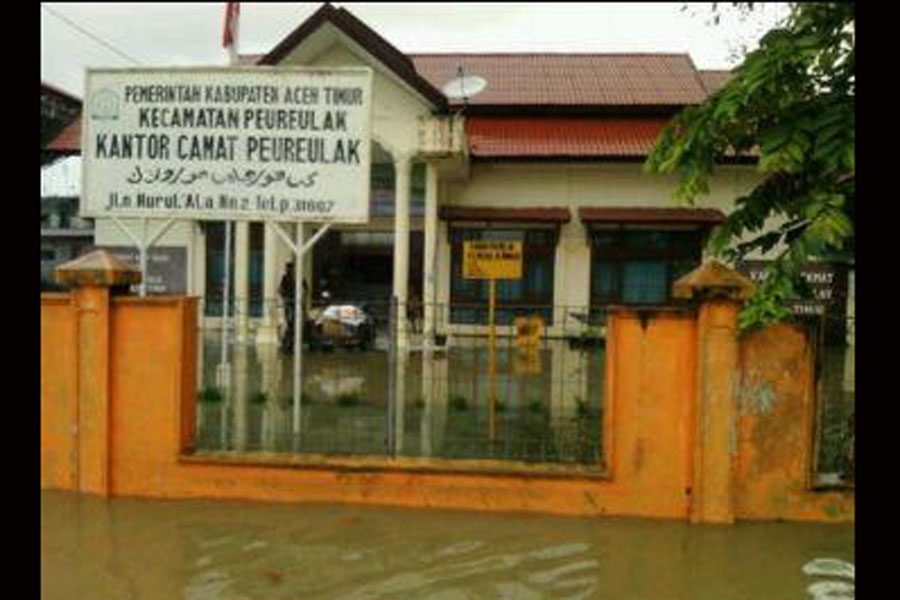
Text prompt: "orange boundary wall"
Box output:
[[40, 288, 853, 523]]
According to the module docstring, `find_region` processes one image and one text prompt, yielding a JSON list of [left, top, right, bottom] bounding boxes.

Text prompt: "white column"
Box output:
[[256, 222, 281, 345], [258, 341, 282, 449], [192, 222, 206, 293], [423, 161, 439, 347], [392, 155, 412, 350], [192, 220, 207, 349], [233, 342, 249, 451], [420, 350, 449, 457], [301, 223, 314, 312], [234, 221, 250, 343], [193, 221, 207, 391], [394, 349, 407, 455]]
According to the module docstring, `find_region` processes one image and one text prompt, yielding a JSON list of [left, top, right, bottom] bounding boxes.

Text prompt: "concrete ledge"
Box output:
[[180, 451, 610, 481]]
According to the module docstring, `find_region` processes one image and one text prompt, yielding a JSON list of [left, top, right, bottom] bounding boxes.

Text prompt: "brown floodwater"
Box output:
[[41, 490, 854, 600]]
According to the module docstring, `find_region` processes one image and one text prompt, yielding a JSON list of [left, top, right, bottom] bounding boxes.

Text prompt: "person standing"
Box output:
[[279, 262, 296, 351]]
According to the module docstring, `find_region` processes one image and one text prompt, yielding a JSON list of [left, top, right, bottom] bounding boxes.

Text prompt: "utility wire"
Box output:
[[42, 4, 144, 66]]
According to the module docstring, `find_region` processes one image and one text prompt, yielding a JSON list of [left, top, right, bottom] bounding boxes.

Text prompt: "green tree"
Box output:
[[645, 3, 854, 328]]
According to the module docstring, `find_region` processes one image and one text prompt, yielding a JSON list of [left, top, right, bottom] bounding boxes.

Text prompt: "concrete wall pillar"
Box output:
[[74, 284, 112, 496], [53, 249, 142, 497], [672, 260, 756, 524], [692, 298, 740, 524]]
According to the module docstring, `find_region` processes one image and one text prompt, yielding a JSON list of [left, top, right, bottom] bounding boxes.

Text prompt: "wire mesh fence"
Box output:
[[192, 296, 853, 481], [807, 312, 855, 486], [193, 299, 606, 468]]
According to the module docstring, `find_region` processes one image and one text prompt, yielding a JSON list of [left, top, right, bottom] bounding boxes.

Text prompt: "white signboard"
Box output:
[[81, 67, 372, 223]]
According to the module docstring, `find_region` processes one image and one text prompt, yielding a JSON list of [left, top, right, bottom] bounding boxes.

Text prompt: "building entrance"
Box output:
[[311, 230, 423, 316]]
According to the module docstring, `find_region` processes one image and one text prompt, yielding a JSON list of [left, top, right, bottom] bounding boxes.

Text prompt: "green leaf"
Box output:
[[645, 3, 853, 323]]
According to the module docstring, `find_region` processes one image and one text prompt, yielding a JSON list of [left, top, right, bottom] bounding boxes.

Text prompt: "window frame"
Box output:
[[588, 224, 707, 311], [449, 224, 558, 324]]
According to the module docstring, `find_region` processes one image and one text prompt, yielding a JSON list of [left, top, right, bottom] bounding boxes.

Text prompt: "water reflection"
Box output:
[[196, 333, 605, 465], [41, 490, 855, 600], [803, 558, 855, 600]]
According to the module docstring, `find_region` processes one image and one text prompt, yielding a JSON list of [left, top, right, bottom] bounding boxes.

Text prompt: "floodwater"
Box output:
[[41, 490, 854, 600]]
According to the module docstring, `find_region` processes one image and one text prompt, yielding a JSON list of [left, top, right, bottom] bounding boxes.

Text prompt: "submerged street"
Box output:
[[41, 489, 854, 600]]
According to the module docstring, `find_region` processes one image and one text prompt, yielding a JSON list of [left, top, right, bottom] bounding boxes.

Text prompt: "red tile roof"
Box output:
[[251, 5, 708, 109], [466, 117, 669, 158], [244, 51, 710, 108], [47, 5, 721, 159], [48, 114, 677, 159], [698, 69, 731, 95], [45, 113, 81, 154], [410, 54, 708, 107]]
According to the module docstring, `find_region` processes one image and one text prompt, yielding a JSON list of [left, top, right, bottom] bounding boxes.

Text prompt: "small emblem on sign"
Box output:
[[90, 89, 120, 121]]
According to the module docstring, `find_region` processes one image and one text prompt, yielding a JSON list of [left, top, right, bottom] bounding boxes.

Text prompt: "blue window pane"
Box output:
[[592, 261, 617, 298], [497, 278, 523, 302], [527, 256, 552, 297], [622, 231, 670, 249], [622, 261, 667, 304]]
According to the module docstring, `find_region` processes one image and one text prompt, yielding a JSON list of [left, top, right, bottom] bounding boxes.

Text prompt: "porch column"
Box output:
[[392, 154, 412, 349], [192, 220, 206, 322], [233, 341, 249, 451], [423, 161, 439, 346], [256, 222, 281, 345], [234, 221, 250, 343]]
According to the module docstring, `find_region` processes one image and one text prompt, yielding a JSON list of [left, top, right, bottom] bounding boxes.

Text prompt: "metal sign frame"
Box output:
[[461, 240, 524, 439], [81, 66, 373, 224], [462, 240, 523, 279], [81, 65, 375, 443]]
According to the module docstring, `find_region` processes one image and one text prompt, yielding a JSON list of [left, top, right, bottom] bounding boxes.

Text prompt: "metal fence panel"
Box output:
[[194, 300, 606, 467]]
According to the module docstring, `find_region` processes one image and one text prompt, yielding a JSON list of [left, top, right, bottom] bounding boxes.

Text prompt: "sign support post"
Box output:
[[218, 220, 232, 387], [269, 221, 333, 436], [462, 240, 523, 443], [82, 65, 373, 446], [110, 216, 176, 297], [488, 277, 497, 440], [293, 223, 304, 436]]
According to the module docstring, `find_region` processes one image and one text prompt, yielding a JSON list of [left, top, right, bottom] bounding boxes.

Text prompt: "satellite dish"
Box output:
[[442, 74, 487, 99]]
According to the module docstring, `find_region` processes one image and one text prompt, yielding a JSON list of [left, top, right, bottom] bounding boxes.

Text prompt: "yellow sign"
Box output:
[[462, 241, 523, 279], [514, 314, 544, 349], [514, 314, 543, 375]]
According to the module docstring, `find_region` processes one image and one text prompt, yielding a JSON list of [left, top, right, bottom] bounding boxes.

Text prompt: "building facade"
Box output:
[[50, 4, 774, 344]]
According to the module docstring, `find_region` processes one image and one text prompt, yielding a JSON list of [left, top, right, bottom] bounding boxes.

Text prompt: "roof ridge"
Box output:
[[408, 52, 693, 57], [257, 3, 446, 108]]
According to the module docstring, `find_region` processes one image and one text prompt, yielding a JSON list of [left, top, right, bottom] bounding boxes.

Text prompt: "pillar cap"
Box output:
[[672, 260, 756, 301], [53, 249, 142, 288]]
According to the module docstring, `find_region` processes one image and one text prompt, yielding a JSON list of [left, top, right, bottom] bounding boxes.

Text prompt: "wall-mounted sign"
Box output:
[[462, 241, 523, 279], [81, 67, 373, 223], [736, 260, 848, 316], [101, 246, 187, 295]]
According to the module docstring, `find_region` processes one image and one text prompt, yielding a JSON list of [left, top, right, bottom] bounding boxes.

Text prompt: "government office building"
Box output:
[[48, 4, 784, 346]]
